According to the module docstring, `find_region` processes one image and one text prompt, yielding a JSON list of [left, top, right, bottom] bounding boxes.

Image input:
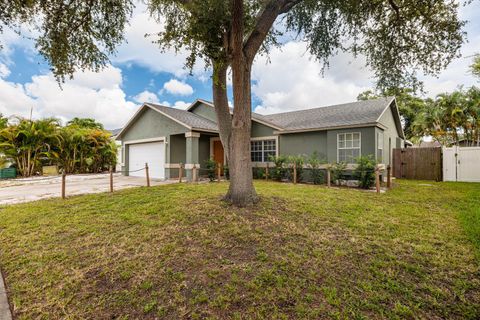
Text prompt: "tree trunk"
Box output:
[[212, 61, 232, 162], [225, 0, 257, 206]]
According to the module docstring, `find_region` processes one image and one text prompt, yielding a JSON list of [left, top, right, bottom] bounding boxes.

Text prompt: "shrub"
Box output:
[[252, 167, 265, 179], [287, 155, 305, 182], [223, 164, 230, 180], [331, 162, 347, 183], [268, 155, 288, 181], [307, 151, 325, 185], [354, 155, 377, 189], [204, 158, 217, 182]]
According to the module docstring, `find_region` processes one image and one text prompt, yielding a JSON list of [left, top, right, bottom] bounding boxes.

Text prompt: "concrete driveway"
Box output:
[[0, 173, 176, 205]]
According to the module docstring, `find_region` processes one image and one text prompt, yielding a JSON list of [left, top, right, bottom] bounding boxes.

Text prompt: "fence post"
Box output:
[[179, 163, 183, 183], [192, 164, 197, 182], [217, 164, 222, 182], [387, 165, 391, 189], [265, 162, 269, 180], [327, 168, 331, 187], [61, 171, 66, 199], [145, 163, 150, 187], [375, 166, 380, 194], [109, 166, 113, 193], [293, 162, 297, 184]]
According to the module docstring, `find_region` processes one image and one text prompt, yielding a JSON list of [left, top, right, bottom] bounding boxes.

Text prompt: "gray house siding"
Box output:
[[190, 102, 217, 122], [251, 121, 275, 137], [377, 105, 404, 165], [326, 127, 376, 163], [198, 135, 211, 168], [279, 131, 328, 160], [121, 107, 188, 174]]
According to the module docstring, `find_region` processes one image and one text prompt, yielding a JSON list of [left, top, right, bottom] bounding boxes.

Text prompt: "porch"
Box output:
[[165, 132, 224, 181]]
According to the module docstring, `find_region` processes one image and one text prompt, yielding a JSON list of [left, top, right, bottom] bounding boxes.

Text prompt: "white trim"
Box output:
[[188, 99, 284, 131], [184, 163, 201, 169], [185, 132, 201, 138], [337, 132, 361, 163], [115, 104, 192, 140], [250, 136, 279, 161], [375, 97, 405, 139], [273, 123, 378, 135], [124, 136, 166, 145], [165, 163, 181, 169]]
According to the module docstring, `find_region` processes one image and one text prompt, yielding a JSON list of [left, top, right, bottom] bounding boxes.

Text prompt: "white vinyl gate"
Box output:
[[443, 147, 480, 182]]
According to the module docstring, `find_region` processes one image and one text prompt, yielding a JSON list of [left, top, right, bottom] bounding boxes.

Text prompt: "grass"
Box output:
[[0, 180, 479, 319]]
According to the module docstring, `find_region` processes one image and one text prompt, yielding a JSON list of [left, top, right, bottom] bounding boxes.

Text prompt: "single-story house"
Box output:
[[115, 97, 405, 180]]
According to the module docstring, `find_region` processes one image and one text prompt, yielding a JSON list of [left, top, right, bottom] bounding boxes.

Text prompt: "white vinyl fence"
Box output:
[[443, 146, 480, 182]]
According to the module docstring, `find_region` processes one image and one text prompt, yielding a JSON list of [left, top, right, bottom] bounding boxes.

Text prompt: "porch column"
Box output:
[[185, 132, 200, 181]]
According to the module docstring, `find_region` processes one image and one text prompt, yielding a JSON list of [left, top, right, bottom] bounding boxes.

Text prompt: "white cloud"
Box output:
[[0, 65, 139, 129], [162, 79, 194, 96], [252, 41, 372, 114], [161, 100, 190, 110], [113, 6, 206, 78], [133, 90, 159, 104], [0, 63, 10, 78]]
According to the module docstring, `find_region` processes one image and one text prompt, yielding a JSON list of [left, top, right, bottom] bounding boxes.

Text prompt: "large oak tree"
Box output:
[[0, 0, 469, 206]]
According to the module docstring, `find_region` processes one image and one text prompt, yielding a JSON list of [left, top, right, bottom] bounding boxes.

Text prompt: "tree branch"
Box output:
[[243, 0, 302, 62]]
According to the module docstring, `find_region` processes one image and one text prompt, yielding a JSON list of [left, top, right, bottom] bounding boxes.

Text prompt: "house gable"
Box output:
[[120, 106, 188, 142], [188, 100, 217, 122]]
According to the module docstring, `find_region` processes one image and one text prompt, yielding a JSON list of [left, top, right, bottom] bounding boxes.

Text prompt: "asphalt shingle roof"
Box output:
[[147, 103, 218, 131], [261, 97, 395, 131]]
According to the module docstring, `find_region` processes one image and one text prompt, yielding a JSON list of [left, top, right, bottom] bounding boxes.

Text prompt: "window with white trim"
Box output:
[[377, 131, 384, 162], [337, 133, 360, 163], [250, 139, 276, 162]]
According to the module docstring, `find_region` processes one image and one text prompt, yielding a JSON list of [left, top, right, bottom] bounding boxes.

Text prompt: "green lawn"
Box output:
[[0, 180, 479, 319]]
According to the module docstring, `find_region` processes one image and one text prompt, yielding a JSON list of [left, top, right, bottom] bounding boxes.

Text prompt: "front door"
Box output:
[[213, 140, 224, 169]]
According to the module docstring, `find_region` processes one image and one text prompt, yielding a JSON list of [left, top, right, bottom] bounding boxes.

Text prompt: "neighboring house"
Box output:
[[109, 128, 123, 172], [115, 97, 405, 180]]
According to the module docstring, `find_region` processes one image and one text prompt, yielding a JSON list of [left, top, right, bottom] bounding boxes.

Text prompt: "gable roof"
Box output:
[[117, 97, 404, 140], [115, 103, 218, 139], [146, 103, 218, 132], [262, 97, 397, 133], [188, 99, 284, 130]]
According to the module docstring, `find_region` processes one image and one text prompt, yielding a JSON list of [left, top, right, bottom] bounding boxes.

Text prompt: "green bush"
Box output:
[[204, 158, 217, 182], [331, 162, 347, 182], [354, 155, 377, 189], [307, 151, 325, 185], [287, 155, 305, 182], [268, 155, 288, 181], [223, 164, 230, 180], [252, 167, 265, 179]]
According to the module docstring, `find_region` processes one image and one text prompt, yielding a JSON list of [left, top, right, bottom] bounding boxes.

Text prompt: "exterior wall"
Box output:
[[189, 102, 217, 122], [198, 135, 211, 168], [120, 107, 188, 175], [326, 127, 376, 163], [251, 121, 275, 137], [169, 134, 186, 164], [279, 131, 328, 159], [378, 105, 404, 165]]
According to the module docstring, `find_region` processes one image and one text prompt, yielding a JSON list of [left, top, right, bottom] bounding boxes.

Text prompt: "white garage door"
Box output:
[[128, 141, 165, 179]]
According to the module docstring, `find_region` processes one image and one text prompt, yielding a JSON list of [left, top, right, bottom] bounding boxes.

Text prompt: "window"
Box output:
[[377, 132, 384, 162], [337, 133, 360, 163], [251, 139, 276, 162]]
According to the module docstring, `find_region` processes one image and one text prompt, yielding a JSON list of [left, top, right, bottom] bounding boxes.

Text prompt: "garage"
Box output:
[[128, 141, 165, 179]]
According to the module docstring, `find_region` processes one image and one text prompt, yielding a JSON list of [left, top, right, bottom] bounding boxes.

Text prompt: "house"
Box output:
[[115, 97, 405, 180], [108, 128, 123, 172]]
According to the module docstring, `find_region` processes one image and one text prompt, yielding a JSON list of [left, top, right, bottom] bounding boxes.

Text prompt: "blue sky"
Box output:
[[0, 2, 479, 129]]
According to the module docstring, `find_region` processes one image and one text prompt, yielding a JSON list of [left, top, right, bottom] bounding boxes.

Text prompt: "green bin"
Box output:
[[0, 168, 16, 179]]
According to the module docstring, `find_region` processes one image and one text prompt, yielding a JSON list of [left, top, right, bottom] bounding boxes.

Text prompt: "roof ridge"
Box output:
[[261, 97, 393, 117]]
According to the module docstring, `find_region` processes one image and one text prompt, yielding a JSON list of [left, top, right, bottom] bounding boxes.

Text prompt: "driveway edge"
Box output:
[[0, 267, 12, 320]]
